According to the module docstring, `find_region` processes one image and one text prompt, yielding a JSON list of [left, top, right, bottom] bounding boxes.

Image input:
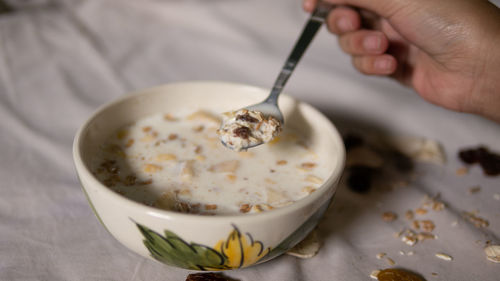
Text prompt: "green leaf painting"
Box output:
[[137, 224, 228, 270]]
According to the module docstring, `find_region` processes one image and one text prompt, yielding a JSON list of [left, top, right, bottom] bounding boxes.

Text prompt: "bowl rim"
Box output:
[[73, 81, 346, 223]]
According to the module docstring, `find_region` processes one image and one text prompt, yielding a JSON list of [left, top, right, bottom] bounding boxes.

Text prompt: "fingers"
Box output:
[[303, 0, 317, 13], [352, 54, 397, 75], [338, 30, 389, 55], [326, 6, 361, 34]]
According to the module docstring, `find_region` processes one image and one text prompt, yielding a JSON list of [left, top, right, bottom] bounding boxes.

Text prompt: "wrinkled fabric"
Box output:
[[0, 0, 499, 280]]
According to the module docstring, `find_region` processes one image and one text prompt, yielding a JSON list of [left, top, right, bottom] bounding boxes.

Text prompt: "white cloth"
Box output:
[[0, 0, 499, 280]]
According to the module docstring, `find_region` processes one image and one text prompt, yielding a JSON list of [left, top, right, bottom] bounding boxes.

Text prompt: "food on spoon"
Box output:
[[217, 109, 281, 151]]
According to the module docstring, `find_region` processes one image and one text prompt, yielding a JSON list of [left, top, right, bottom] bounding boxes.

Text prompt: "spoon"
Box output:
[[220, 3, 332, 150]]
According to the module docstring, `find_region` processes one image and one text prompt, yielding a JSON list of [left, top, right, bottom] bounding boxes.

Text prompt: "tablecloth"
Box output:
[[0, 0, 499, 280]]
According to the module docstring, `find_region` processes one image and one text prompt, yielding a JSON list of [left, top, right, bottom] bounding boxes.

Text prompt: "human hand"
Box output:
[[304, 0, 500, 122]]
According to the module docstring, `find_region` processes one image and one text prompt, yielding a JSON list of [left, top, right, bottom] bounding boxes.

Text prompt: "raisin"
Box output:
[[233, 126, 251, 139], [479, 152, 500, 176], [186, 273, 235, 281], [347, 165, 375, 193], [236, 113, 259, 123], [458, 146, 500, 176]]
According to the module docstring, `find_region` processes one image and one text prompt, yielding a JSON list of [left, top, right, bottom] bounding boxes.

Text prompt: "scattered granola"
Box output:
[[463, 211, 489, 228], [382, 212, 398, 222]]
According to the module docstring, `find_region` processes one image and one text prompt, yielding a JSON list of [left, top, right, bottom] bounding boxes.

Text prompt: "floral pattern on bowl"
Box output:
[[136, 223, 270, 270]]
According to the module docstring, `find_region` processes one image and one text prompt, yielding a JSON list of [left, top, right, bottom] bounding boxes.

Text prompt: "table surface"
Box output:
[[1, 0, 499, 280]]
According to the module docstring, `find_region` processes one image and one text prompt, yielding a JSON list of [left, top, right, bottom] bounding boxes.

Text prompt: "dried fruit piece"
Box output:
[[484, 245, 500, 263], [458, 146, 500, 176], [377, 268, 424, 281]]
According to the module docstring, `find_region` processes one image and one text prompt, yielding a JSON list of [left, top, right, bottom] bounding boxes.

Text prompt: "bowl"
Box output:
[[73, 81, 345, 271]]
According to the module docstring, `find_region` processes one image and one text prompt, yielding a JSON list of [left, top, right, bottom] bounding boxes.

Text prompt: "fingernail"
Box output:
[[363, 35, 381, 51], [374, 58, 393, 71], [337, 17, 354, 32], [303, 0, 314, 11]]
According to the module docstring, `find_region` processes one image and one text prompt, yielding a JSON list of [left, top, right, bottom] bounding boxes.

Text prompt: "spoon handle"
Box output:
[[264, 3, 332, 105]]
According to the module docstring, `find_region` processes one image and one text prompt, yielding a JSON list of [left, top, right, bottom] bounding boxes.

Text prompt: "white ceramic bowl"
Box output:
[[73, 81, 345, 271]]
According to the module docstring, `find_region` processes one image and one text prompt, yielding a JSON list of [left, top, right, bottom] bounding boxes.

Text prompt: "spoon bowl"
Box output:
[[219, 3, 332, 150]]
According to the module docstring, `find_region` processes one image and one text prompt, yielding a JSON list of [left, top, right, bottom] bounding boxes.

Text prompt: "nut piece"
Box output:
[[382, 212, 398, 222], [377, 268, 425, 281], [208, 160, 240, 173], [484, 245, 500, 263], [435, 253, 453, 261], [276, 160, 288, 165]]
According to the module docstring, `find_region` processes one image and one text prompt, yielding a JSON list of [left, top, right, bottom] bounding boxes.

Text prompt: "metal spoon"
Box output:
[[220, 3, 332, 150]]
